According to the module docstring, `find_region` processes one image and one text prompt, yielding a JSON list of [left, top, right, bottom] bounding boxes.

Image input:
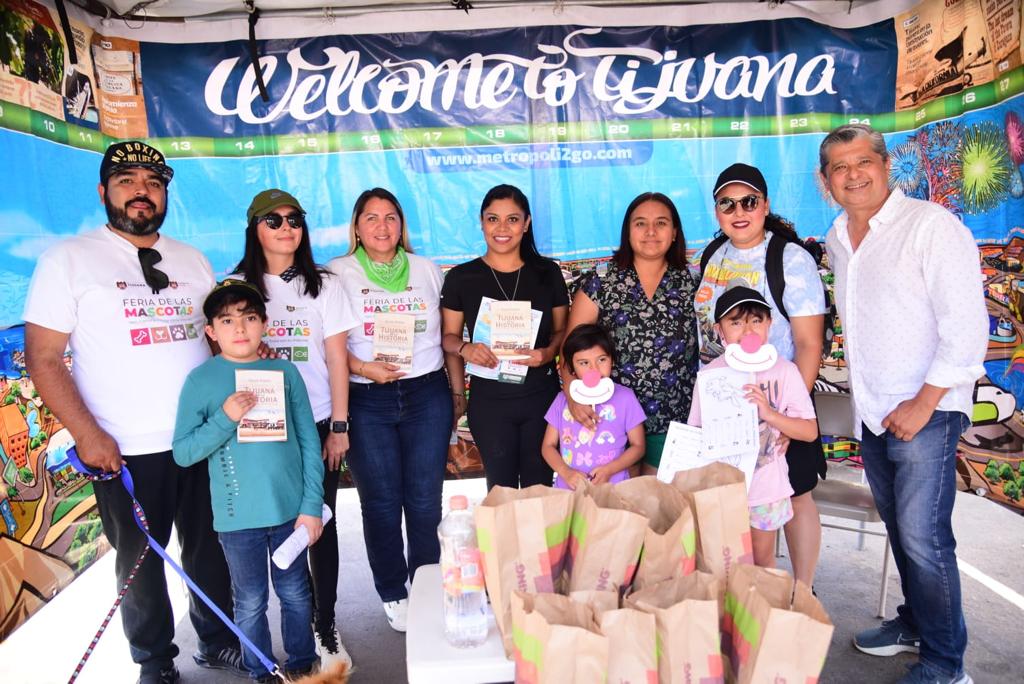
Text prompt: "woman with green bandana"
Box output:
[[329, 188, 458, 633]]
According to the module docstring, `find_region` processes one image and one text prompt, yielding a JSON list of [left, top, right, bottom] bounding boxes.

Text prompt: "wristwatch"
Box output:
[[330, 420, 348, 434]]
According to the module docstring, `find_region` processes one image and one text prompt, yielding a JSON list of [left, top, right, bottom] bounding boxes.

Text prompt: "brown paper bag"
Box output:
[[510, 591, 609, 684], [626, 572, 725, 684], [475, 485, 574, 655], [567, 590, 620, 613], [568, 590, 657, 683], [566, 484, 648, 593], [598, 608, 659, 684], [723, 565, 834, 684], [671, 463, 754, 579], [613, 476, 698, 588]]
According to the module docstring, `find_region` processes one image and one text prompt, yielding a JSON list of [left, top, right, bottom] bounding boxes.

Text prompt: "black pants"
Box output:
[[468, 388, 556, 490], [309, 421, 339, 628], [93, 451, 236, 675]]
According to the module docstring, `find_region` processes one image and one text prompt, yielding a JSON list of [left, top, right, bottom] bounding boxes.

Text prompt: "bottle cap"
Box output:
[[450, 495, 469, 510]]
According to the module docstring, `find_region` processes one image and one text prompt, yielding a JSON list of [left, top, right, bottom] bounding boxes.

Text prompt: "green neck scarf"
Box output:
[[355, 245, 410, 293]]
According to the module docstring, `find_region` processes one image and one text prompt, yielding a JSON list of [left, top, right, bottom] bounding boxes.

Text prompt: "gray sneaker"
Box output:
[[853, 617, 921, 656], [897, 663, 973, 684]]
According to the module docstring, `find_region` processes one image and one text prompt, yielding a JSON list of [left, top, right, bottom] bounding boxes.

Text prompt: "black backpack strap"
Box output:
[[699, 235, 730, 276], [765, 233, 789, 321]]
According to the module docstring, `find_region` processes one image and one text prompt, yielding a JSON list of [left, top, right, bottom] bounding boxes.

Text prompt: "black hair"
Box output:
[[562, 324, 617, 374], [718, 300, 773, 323], [480, 184, 544, 264], [611, 192, 688, 270], [203, 286, 268, 324], [232, 202, 329, 300]]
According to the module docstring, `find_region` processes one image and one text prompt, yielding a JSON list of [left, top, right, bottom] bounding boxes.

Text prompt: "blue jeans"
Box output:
[[347, 370, 452, 602], [860, 410, 970, 678], [218, 521, 317, 678]]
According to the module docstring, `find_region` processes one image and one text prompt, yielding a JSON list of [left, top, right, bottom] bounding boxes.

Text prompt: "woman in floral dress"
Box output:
[[562, 192, 699, 473]]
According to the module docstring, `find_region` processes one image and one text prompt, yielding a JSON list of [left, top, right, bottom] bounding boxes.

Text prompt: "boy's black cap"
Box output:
[[715, 285, 770, 322], [100, 141, 174, 185], [713, 163, 767, 197], [202, 279, 266, 321]]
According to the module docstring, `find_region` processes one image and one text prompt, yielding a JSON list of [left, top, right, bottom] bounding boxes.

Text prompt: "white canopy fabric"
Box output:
[[89, 0, 873, 21]]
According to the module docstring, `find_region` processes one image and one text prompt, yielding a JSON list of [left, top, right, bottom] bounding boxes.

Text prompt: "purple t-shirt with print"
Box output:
[[544, 383, 646, 489]]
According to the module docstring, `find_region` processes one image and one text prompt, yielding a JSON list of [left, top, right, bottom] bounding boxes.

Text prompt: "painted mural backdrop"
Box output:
[[0, 0, 1022, 637]]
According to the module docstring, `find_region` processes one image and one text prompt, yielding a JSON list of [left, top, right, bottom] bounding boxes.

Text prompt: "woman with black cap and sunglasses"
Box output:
[[694, 163, 827, 588], [231, 188, 358, 669]]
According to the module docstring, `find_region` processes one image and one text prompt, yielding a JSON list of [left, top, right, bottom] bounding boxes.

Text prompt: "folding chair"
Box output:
[[810, 391, 892, 618]]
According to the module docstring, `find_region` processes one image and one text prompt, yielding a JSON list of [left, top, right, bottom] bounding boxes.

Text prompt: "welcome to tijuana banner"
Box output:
[[0, 0, 1023, 641]]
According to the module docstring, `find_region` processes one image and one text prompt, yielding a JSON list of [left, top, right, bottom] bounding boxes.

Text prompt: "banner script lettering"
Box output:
[[204, 29, 837, 123]]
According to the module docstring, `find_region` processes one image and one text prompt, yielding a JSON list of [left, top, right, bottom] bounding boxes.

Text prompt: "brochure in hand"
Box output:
[[236, 369, 288, 443], [468, 296, 542, 384], [489, 300, 533, 360], [372, 312, 416, 372]]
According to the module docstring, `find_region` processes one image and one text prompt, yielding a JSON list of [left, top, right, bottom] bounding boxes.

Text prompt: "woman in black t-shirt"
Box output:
[[441, 184, 569, 490]]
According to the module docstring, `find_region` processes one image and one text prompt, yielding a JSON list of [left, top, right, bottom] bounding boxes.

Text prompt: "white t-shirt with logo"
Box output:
[[22, 227, 216, 455], [259, 272, 359, 421], [328, 253, 445, 383]]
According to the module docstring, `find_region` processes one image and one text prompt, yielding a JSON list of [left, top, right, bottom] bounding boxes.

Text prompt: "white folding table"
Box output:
[[406, 563, 515, 684]]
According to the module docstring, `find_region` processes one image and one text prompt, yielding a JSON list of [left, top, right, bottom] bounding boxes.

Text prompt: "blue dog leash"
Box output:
[[67, 451, 283, 681]]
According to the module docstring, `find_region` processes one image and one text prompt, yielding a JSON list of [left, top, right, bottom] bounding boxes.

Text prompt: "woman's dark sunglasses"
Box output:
[[715, 194, 762, 214], [259, 212, 306, 230]]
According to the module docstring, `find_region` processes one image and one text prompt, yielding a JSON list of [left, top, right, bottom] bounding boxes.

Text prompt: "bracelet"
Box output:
[[458, 341, 468, 356], [452, 393, 464, 398]]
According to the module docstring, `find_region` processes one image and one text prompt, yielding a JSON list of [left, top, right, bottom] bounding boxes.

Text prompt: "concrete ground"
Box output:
[[4, 466, 1020, 683]]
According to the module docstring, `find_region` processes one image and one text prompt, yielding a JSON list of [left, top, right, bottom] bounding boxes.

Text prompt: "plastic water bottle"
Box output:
[[438, 495, 488, 648]]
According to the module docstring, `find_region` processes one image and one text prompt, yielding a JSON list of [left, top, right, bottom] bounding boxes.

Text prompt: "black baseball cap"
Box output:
[[100, 141, 174, 185], [713, 163, 767, 197], [203, 279, 267, 322], [715, 285, 771, 322]]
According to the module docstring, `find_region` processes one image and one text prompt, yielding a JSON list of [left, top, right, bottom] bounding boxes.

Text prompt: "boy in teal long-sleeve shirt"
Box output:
[[173, 279, 324, 681]]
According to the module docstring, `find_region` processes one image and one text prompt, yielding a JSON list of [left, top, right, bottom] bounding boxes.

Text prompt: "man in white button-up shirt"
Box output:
[[821, 124, 987, 684]]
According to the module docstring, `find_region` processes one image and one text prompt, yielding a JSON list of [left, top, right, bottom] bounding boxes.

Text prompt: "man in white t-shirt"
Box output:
[[821, 124, 987, 684], [23, 142, 244, 684]]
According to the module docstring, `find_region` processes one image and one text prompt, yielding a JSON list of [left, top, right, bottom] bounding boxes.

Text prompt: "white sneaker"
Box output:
[[314, 623, 353, 668], [383, 598, 408, 632]]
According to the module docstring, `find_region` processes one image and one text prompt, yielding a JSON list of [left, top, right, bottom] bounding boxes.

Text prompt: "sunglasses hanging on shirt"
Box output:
[[715, 194, 763, 215], [138, 247, 169, 294], [259, 212, 306, 230]]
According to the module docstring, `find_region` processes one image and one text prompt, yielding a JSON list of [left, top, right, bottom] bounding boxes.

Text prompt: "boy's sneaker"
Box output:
[[383, 598, 409, 632], [136, 666, 180, 684], [192, 646, 248, 678], [315, 622, 353, 668], [853, 617, 920, 656], [897, 663, 973, 684]]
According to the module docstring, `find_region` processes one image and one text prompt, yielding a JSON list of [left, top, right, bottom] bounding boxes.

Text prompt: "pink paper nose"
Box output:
[[582, 369, 602, 387], [740, 332, 762, 353]]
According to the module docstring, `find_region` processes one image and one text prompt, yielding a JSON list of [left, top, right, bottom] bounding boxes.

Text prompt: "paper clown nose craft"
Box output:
[[569, 369, 615, 406], [723, 332, 778, 372]]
